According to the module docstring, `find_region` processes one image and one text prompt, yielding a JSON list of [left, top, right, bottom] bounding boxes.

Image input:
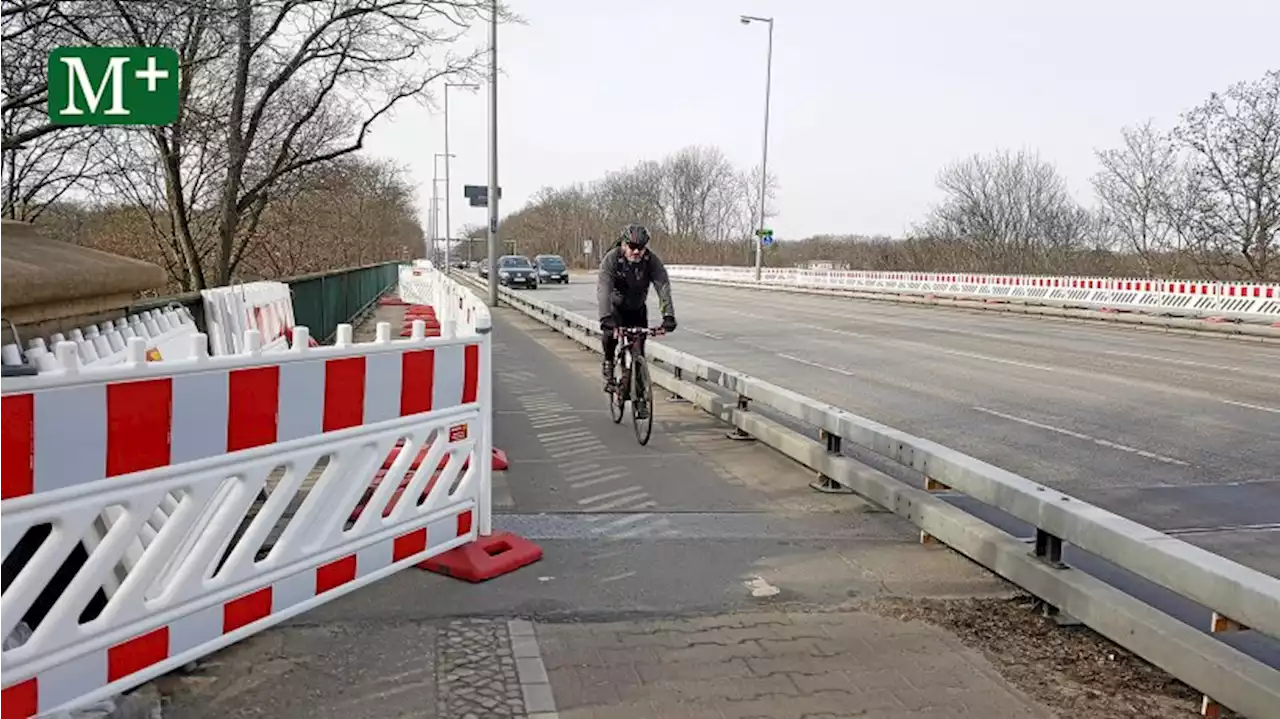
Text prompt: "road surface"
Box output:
[[527, 273, 1280, 580]]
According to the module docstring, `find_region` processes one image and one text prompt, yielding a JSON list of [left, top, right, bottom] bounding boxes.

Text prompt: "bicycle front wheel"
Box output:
[[631, 356, 653, 445], [609, 353, 625, 424]]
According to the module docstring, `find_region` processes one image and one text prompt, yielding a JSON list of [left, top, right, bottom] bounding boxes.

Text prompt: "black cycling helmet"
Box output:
[[619, 223, 650, 249]]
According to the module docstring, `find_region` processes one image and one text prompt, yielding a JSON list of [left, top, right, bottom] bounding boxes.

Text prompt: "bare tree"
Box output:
[[918, 149, 1091, 273], [1092, 121, 1188, 277], [1175, 69, 1280, 280]]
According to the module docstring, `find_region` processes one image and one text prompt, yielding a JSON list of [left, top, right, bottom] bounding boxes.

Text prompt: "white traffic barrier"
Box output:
[[2, 306, 201, 374], [667, 265, 1280, 324], [200, 281, 295, 356], [1, 315, 494, 717], [448, 266, 1280, 719], [397, 261, 491, 337]]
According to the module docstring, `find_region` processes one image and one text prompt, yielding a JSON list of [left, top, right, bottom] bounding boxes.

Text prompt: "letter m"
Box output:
[[58, 56, 130, 117]]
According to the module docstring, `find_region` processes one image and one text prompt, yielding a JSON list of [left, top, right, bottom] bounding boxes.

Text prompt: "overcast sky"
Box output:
[[361, 0, 1280, 241]]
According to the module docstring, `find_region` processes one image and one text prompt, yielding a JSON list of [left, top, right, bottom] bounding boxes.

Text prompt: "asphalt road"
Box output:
[[513, 273, 1280, 579]]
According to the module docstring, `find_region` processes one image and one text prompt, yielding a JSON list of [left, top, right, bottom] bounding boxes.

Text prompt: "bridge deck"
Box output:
[[151, 297, 1211, 719]]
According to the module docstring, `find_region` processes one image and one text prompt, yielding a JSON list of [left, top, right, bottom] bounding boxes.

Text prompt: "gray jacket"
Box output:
[[596, 247, 675, 320]]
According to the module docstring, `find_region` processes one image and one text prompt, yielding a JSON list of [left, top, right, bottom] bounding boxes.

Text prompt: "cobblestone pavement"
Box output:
[[536, 610, 1054, 719], [435, 619, 527, 718]]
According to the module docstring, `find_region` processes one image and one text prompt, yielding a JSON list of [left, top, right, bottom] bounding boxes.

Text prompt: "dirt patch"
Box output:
[[866, 594, 1235, 719]]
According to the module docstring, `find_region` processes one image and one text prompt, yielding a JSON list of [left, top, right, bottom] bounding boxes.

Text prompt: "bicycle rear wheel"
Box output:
[[609, 350, 625, 424], [631, 356, 653, 445]]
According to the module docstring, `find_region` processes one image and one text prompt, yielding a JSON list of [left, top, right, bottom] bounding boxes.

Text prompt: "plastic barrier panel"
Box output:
[[1, 317, 493, 717]]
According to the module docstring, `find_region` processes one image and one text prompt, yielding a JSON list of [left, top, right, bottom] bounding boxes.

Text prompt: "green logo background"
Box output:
[[47, 46, 180, 126]]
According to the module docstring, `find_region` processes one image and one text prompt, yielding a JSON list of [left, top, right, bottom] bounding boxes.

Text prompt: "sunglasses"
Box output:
[[623, 242, 644, 251]]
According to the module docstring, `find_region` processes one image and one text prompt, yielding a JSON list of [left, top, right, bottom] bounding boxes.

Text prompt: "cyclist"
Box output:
[[597, 223, 677, 393]]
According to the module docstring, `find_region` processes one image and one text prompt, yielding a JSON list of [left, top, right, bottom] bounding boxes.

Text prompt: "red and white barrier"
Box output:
[[1, 315, 500, 717], [200, 281, 295, 356], [668, 265, 1280, 323], [399, 260, 490, 336], [3, 305, 200, 374]]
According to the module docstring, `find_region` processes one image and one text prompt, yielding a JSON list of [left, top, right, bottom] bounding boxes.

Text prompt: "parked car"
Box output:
[[534, 254, 569, 284], [496, 255, 538, 289]]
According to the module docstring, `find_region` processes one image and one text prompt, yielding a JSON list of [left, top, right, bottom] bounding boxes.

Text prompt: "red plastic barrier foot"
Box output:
[[418, 532, 543, 582], [491, 447, 509, 470]]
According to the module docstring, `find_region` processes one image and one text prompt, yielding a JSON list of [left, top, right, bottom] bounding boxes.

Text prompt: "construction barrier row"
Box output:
[[667, 265, 1280, 323], [2, 305, 200, 373], [1, 275, 539, 716]]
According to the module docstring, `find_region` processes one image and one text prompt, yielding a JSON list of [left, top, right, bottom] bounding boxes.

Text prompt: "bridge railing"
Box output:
[[666, 265, 1280, 324], [449, 266, 1279, 719]]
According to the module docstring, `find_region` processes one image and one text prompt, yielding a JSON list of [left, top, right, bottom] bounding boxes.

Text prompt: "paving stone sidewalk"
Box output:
[[534, 610, 1055, 719]]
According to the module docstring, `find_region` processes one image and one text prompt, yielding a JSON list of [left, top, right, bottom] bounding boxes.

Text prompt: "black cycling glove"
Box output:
[[661, 315, 677, 332], [600, 316, 616, 333]]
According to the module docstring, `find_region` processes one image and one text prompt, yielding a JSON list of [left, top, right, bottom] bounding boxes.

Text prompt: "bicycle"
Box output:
[[606, 325, 666, 445]]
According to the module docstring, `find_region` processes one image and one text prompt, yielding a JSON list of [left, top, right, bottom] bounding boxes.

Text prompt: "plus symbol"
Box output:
[[134, 56, 169, 93]]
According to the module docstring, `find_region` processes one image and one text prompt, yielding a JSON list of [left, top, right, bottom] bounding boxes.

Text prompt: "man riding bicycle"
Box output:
[[597, 223, 677, 393]]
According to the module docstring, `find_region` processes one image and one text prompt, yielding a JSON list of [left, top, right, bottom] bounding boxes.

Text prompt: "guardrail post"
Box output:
[[725, 395, 755, 441], [1199, 612, 1250, 717], [1030, 527, 1081, 625], [666, 366, 690, 403], [809, 429, 853, 494]]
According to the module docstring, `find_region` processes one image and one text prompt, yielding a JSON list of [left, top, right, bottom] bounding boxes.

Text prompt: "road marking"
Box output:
[[1218, 399, 1280, 415], [537, 427, 592, 440], [686, 328, 724, 340], [578, 486, 647, 504], [777, 353, 857, 376], [594, 513, 654, 531], [549, 445, 601, 459], [564, 465, 617, 482], [530, 415, 580, 429], [571, 474, 623, 489], [972, 406, 1190, 466], [581, 491, 650, 512], [599, 570, 637, 583], [1164, 522, 1280, 536], [616, 515, 667, 538], [744, 576, 781, 598]]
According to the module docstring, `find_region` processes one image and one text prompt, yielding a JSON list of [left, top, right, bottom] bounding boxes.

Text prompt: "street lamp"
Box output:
[[444, 81, 479, 268], [432, 153, 455, 263], [740, 14, 773, 282], [486, 0, 500, 307]]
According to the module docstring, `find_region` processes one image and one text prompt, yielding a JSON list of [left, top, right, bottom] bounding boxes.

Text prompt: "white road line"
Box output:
[[807, 323, 1060, 372], [686, 328, 724, 340], [536, 427, 592, 440], [549, 446, 603, 459], [594, 513, 654, 531], [598, 570, 637, 583], [571, 473, 628, 489], [1218, 399, 1280, 415], [973, 406, 1190, 467], [1164, 522, 1280, 536], [580, 490, 650, 511], [777, 353, 857, 376], [543, 434, 600, 449], [578, 486, 646, 505], [531, 417, 581, 430]]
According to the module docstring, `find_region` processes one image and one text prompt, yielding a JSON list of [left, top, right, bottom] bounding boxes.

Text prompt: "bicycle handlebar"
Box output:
[[613, 326, 666, 338]]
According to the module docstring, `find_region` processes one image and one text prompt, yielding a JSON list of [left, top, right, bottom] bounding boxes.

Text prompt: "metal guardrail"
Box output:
[[450, 269, 1280, 719]]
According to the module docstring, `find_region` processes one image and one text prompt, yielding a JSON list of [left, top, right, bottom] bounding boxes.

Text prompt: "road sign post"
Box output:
[[47, 47, 180, 126], [756, 228, 775, 247]]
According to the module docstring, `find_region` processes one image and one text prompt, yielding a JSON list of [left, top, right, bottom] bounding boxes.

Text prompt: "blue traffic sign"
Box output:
[[761, 233, 775, 247]]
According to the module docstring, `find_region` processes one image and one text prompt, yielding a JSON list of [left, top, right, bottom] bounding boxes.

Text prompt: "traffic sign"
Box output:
[[464, 185, 503, 207], [754, 228, 773, 237], [761, 234, 775, 247]]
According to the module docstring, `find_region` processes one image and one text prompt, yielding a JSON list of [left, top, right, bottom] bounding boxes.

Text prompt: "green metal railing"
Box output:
[[132, 261, 403, 342]]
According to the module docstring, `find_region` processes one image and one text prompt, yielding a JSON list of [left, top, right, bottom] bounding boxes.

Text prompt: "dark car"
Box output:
[[496, 255, 538, 289], [478, 260, 489, 279], [534, 254, 569, 284]]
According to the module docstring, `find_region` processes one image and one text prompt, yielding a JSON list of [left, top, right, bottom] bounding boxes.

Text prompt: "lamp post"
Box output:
[[444, 81, 479, 269], [740, 14, 773, 282], [486, 0, 500, 306], [432, 153, 454, 264]]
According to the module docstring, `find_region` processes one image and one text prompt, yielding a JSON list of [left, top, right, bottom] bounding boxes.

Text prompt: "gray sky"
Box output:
[[362, 0, 1280, 240]]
